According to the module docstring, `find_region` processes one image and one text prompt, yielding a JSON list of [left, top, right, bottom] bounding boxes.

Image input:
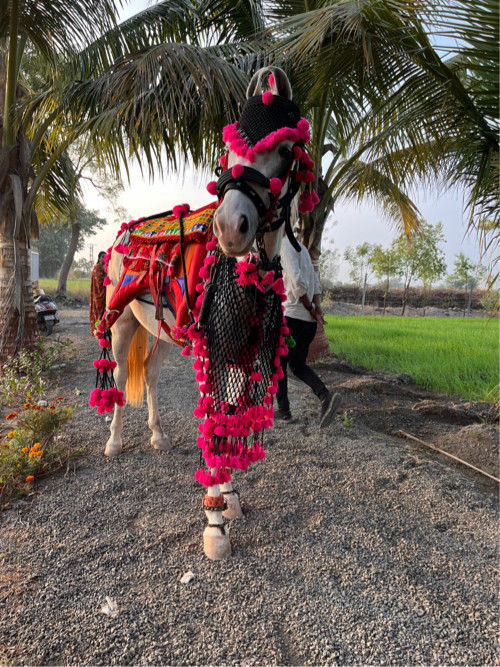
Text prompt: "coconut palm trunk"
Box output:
[[0, 216, 38, 363]]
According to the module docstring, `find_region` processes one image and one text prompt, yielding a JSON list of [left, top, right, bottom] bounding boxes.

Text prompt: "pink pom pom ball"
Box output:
[[262, 91, 274, 105], [232, 164, 244, 178]]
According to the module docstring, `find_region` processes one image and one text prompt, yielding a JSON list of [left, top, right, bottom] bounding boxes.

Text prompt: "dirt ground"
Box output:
[[1, 308, 498, 666], [314, 358, 498, 482]]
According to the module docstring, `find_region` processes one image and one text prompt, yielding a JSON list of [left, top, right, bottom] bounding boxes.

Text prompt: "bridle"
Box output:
[[214, 142, 304, 253]]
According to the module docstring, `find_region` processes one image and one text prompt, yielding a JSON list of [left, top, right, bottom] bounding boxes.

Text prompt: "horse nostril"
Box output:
[[239, 215, 249, 236]]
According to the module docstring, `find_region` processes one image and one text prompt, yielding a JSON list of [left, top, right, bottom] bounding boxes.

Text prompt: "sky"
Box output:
[[76, 0, 484, 284]]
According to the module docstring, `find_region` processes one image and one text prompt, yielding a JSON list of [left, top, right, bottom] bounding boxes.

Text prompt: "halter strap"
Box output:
[[214, 145, 303, 252]]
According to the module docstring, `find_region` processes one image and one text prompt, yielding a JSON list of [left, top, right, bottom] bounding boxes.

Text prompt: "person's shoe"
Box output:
[[275, 408, 293, 423], [320, 392, 342, 429]]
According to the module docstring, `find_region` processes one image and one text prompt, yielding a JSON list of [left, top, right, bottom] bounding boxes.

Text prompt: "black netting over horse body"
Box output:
[[186, 249, 289, 488], [205, 256, 283, 413]]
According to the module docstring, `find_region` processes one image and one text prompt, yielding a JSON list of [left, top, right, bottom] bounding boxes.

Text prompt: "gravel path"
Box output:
[[1, 309, 498, 666]]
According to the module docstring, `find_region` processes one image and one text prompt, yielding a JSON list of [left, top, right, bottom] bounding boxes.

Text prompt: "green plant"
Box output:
[[344, 412, 354, 427], [324, 315, 499, 402], [0, 400, 77, 508], [480, 289, 500, 315], [0, 337, 74, 406]]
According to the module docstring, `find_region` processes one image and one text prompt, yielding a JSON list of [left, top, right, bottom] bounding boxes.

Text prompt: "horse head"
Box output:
[[212, 67, 318, 257]]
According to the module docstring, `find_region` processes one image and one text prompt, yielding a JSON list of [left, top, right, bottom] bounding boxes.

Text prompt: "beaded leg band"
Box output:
[[202, 494, 228, 511]]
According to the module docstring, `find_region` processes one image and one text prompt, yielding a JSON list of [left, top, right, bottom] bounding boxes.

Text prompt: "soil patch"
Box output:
[[314, 357, 499, 482]]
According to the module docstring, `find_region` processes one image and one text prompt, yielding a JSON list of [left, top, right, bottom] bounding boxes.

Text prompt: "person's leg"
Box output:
[[286, 318, 329, 401], [276, 352, 290, 413]]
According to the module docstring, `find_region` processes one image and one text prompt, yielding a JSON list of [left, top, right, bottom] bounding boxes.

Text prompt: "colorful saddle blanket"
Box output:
[[103, 202, 216, 345]]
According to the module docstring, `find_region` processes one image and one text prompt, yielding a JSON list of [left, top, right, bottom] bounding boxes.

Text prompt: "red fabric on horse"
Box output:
[[98, 203, 216, 345]]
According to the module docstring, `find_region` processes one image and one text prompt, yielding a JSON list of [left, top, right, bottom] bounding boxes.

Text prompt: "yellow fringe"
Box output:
[[126, 325, 148, 407]]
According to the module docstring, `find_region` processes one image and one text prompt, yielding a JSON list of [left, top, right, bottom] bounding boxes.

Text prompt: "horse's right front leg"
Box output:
[[105, 308, 139, 457]]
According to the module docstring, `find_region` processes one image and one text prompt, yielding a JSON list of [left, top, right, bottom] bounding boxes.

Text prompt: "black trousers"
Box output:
[[277, 316, 328, 412]]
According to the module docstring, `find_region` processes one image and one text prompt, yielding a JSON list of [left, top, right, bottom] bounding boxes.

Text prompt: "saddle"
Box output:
[[104, 202, 216, 345]]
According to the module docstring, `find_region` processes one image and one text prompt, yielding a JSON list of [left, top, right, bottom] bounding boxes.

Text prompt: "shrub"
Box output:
[[0, 400, 78, 508], [0, 337, 74, 406]]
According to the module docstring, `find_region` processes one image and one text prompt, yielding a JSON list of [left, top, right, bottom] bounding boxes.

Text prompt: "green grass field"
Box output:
[[324, 316, 499, 402], [38, 278, 91, 301]]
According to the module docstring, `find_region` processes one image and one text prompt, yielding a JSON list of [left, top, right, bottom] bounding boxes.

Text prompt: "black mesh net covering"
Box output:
[[206, 255, 283, 410], [238, 95, 301, 146], [191, 251, 287, 487]]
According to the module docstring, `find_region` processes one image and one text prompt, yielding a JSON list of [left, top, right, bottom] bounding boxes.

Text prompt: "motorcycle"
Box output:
[[34, 294, 59, 335]]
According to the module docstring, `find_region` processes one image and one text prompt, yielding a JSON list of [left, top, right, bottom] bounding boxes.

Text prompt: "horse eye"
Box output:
[[278, 146, 292, 160]]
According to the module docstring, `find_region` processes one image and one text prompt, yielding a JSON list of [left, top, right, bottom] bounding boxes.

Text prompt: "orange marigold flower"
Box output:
[[49, 405, 56, 410], [24, 403, 32, 409], [5, 413, 17, 420], [32, 442, 42, 451], [7, 432, 14, 438], [22, 447, 29, 453], [25, 475, 34, 482], [56, 396, 64, 401]]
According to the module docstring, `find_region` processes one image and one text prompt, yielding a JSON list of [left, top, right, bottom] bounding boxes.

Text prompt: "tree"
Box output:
[[0, 0, 258, 361], [71, 257, 93, 279], [391, 221, 446, 315], [56, 206, 107, 295], [34, 206, 105, 283], [318, 248, 340, 289], [270, 0, 498, 256], [370, 245, 399, 315], [5, 0, 497, 360], [447, 253, 486, 316], [344, 242, 376, 314], [0, 0, 125, 361], [36, 226, 71, 278]]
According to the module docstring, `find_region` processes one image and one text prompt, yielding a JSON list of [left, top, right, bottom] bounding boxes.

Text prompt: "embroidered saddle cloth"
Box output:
[[103, 202, 216, 345]]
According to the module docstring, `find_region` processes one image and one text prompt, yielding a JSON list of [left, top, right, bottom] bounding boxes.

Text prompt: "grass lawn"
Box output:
[[39, 278, 91, 302], [324, 315, 499, 402]]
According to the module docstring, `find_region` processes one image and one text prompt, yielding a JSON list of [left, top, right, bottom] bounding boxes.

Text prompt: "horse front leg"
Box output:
[[105, 308, 138, 457], [203, 472, 231, 560], [221, 475, 243, 519], [144, 339, 172, 451]]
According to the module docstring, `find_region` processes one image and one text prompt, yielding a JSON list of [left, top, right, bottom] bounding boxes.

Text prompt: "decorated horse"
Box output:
[[90, 66, 319, 560]]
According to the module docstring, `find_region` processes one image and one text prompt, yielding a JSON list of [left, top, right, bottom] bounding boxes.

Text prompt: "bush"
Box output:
[[0, 400, 78, 508], [0, 337, 74, 406]]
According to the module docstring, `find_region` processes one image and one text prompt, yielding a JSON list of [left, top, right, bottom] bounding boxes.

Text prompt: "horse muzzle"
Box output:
[[214, 201, 257, 257]]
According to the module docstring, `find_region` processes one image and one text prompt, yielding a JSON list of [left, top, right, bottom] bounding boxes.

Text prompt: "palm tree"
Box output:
[[0, 0, 123, 361], [5, 0, 497, 363], [0, 0, 263, 362], [266, 0, 497, 249]]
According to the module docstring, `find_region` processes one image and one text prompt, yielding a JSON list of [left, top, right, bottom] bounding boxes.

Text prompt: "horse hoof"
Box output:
[[223, 493, 243, 519], [104, 442, 122, 457], [203, 525, 231, 560], [151, 437, 171, 451]]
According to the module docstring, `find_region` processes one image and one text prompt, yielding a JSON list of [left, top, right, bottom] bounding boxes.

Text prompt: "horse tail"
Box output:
[[126, 325, 148, 407]]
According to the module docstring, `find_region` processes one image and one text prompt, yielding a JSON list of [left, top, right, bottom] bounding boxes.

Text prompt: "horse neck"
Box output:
[[108, 232, 127, 283], [262, 227, 282, 262]]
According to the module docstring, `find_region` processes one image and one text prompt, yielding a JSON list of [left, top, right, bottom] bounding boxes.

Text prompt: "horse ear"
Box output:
[[246, 67, 293, 100]]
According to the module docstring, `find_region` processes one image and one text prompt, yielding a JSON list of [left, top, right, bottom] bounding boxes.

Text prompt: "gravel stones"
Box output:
[[0, 309, 498, 665]]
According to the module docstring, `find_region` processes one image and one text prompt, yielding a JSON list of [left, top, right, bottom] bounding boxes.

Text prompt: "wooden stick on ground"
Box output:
[[395, 430, 499, 484]]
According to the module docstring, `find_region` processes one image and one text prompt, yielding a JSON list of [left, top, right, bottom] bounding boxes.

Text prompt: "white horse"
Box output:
[[103, 66, 314, 559]]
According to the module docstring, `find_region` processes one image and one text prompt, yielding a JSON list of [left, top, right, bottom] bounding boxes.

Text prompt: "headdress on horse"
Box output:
[[207, 66, 320, 242]]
